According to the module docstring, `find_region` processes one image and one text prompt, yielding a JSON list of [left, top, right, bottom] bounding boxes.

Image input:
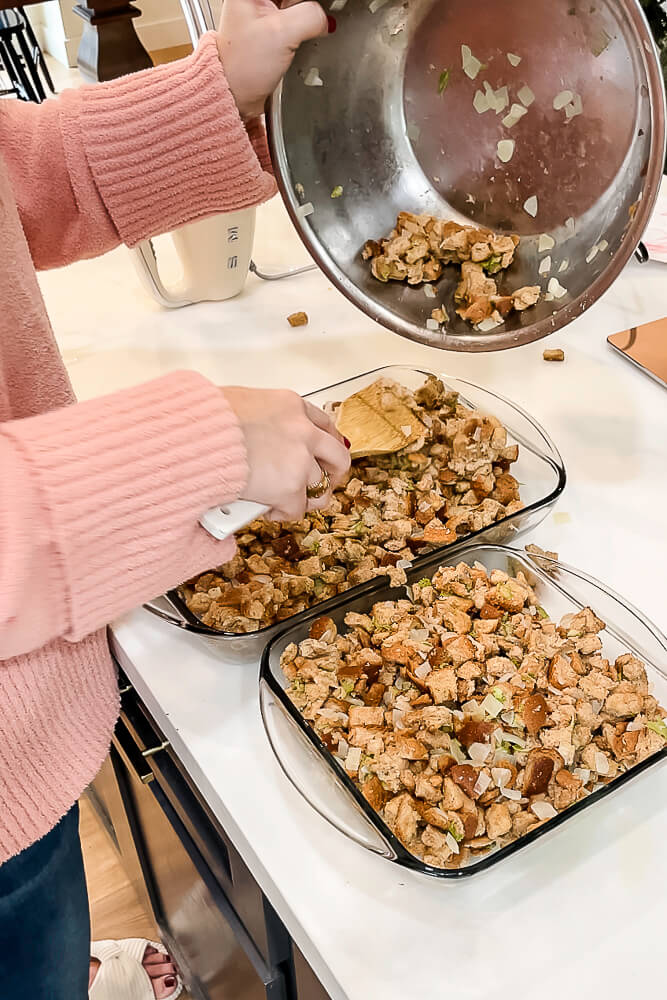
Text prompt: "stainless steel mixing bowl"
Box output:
[[268, 0, 666, 352]]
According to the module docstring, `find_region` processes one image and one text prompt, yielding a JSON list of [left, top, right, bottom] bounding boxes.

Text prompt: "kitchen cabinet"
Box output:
[[90, 664, 332, 1000]]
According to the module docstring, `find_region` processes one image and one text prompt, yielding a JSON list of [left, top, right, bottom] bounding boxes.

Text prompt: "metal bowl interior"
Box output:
[[268, 0, 666, 352]]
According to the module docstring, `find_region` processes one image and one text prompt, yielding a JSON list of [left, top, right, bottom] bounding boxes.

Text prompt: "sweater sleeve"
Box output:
[[0, 33, 275, 270], [0, 371, 248, 660]]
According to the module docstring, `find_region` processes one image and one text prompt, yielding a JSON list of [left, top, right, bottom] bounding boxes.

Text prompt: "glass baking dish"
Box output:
[[144, 366, 565, 657], [259, 544, 667, 879]]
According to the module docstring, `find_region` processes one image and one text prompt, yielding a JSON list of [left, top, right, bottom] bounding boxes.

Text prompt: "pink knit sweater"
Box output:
[[0, 34, 275, 862]]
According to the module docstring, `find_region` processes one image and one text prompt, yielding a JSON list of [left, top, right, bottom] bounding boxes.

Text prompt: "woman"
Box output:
[[0, 1, 347, 997]]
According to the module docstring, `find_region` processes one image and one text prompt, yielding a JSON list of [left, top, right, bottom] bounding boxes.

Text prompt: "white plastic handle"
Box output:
[[199, 500, 268, 540], [133, 239, 194, 309]]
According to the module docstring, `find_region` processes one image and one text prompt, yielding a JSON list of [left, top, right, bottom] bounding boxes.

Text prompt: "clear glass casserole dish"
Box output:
[[144, 366, 565, 656], [259, 543, 667, 879]]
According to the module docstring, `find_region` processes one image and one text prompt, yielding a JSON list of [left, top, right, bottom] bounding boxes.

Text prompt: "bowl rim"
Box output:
[[267, 2, 667, 352]]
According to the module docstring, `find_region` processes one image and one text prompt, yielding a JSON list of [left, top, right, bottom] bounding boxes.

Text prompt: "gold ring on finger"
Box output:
[[306, 469, 331, 500]]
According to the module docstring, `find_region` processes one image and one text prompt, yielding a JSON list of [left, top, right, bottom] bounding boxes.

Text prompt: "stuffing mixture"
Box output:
[[182, 375, 524, 633], [282, 561, 667, 870], [363, 212, 540, 328]]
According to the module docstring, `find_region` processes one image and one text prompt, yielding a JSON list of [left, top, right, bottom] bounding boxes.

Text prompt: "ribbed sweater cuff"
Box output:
[[3, 372, 247, 641], [78, 32, 276, 246]]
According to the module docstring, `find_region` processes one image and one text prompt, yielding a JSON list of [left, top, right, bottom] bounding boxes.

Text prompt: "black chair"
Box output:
[[0, 9, 55, 104]]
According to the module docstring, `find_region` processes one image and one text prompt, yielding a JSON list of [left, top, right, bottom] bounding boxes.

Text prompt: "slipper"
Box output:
[[89, 938, 183, 1000]]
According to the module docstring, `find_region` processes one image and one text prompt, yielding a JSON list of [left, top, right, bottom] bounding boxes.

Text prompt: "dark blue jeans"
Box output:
[[0, 804, 90, 999]]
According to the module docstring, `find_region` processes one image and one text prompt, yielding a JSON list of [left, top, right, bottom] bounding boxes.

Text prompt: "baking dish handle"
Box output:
[[141, 597, 215, 636], [260, 680, 397, 860]]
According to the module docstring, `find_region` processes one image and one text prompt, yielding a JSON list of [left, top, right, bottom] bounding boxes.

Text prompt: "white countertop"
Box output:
[[41, 199, 667, 999]]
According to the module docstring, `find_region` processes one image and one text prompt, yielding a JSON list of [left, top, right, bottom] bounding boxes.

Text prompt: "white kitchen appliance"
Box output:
[[134, 208, 256, 308]]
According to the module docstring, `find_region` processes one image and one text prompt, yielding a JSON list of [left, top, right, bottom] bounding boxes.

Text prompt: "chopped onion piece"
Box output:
[[507, 52, 522, 67], [346, 747, 362, 771], [565, 216, 576, 234], [469, 742, 492, 764], [304, 68, 323, 87], [297, 202, 314, 219], [494, 86, 509, 113], [317, 708, 345, 720], [586, 245, 599, 264], [626, 720, 643, 732], [538, 233, 555, 252], [492, 767, 512, 787], [368, 0, 389, 12], [473, 771, 492, 796], [330, 0, 347, 9], [590, 700, 602, 715], [565, 93, 583, 119], [424, 284, 436, 298], [473, 90, 490, 114], [481, 693, 504, 718], [502, 103, 527, 128], [547, 277, 567, 299], [591, 28, 611, 57], [476, 315, 503, 332], [426, 318, 440, 331], [445, 832, 460, 854], [396, 558, 412, 569], [450, 740, 467, 764], [461, 44, 483, 80], [531, 800, 557, 821], [501, 732, 526, 748], [539, 255, 552, 275], [501, 786, 521, 801], [559, 259, 569, 273], [598, 239, 609, 251], [553, 90, 573, 110], [518, 85, 535, 107], [574, 767, 591, 784], [497, 139, 515, 163], [463, 700, 485, 721], [500, 710, 515, 727], [413, 661, 432, 680], [498, 671, 514, 684], [392, 709, 405, 729], [595, 751, 610, 775], [468, 743, 491, 764], [523, 195, 538, 217]]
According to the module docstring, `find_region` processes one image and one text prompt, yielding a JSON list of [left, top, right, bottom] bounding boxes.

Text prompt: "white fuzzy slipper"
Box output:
[[89, 938, 183, 1000]]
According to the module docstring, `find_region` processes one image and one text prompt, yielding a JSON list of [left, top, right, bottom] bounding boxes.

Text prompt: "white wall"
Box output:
[[31, 0, 221, 68]]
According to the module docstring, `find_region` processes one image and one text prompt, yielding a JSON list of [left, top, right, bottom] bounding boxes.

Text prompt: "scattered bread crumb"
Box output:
[[543, 348, 565, 362], [287, 312, 309, 327]]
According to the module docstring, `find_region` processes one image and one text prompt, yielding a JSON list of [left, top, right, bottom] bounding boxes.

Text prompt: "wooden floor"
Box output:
[[151, 44, 193, 66], [79, 797, 192, 998]]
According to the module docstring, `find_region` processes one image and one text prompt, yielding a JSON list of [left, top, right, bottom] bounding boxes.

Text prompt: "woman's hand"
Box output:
[[216, 0, 329, 119], [222, 386, 350, 521]]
